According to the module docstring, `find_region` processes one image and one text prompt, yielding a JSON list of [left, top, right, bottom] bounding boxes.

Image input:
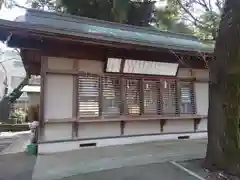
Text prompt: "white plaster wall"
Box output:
[[47, 57, 74, 70], [78, 122, 121, 138], [124, 121, 160, 135], [28, 92, 40, 106], [197, 118, 208, 131], [163, 120, 194, 133], [78, 59, 104, 75], [44, 74, 73, 119], [192, 69, 209, 80], [195, 82, 209, 131], [43, 123, 72, 141], [195, 83, 209, 115], [177, 68, 191, 77]]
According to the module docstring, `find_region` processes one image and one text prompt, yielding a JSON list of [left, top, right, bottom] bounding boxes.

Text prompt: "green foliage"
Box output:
[[164, 0, 223, 40], [154, 7, 193, 34], [10, 108, 26, 124], [29, 0, 155, 26]]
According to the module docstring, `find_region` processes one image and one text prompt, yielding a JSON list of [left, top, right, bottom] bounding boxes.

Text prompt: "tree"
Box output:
[[28, 0, 156, 26], [205, 0, 240, 176], [164, 0, 223, 40], [154, 3, 193, 34], [28, 0, 193, 34]]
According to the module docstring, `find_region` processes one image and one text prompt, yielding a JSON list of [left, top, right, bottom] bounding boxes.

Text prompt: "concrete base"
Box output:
[[38, 132, 207, 154]]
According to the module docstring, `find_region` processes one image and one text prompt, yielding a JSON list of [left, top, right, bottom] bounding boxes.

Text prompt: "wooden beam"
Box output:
[[39, 56, 47, 141], [45, 118, 76, 124], [72, 59, 79, 138], [139, 79, 144, 115], [98, 76, 103, 117], [175, 80, 180, 115], [75, 115, 207, 123], [160, 119, 167, 132], [46, 69, 79, 75], [120, 77, 125, 115], [120, 58, 126, 73]]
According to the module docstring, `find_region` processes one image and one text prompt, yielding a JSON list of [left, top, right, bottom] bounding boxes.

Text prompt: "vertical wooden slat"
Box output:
[[120, 77, 125, 135], [190, 82, 196, 114], [189, 70, 197, 114], [39, 56, 47, 142], [175, 80, 180, 115], [72, 59, 78, 138], [139, 78, 144, 115], [120, 77, 125, 115], [157, 81, 162, 115], [98, 76, 103, 117], [120, 58, 126, 73]]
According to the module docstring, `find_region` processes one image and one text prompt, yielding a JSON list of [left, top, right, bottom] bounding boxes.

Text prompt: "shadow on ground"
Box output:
[[0, 152, 37, 180]]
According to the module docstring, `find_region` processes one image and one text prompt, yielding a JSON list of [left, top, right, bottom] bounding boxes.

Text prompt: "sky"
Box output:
[[0, 0, 27, 21], [0, 0, 27, 49]]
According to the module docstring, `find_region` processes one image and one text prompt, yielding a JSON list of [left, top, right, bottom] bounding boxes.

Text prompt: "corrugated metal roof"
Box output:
[[0, 9, 214, 53]]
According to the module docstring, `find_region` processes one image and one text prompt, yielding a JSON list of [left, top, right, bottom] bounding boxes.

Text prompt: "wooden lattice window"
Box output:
[[78, 75, 99, 118], [102, 76, 121, 117], [179, 82, 195, 114], [143, 80, 158, 115], [125, 79, 141, 115], [160, 80, 177, 115], [77, 73, 196, 118]]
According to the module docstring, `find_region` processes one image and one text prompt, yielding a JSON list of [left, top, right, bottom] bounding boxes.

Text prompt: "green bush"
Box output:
[[10, 109, 26, 124]]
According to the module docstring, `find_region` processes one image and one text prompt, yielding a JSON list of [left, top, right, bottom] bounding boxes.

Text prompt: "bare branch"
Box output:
[[182, 16, 209, 31], [195, 0, 210, 11], [208, 0, 213, 11], [196, 50, 209, 68], [169, 49, 190, 68], [175, 0, 206, 27], [216, 0, 223, 12]]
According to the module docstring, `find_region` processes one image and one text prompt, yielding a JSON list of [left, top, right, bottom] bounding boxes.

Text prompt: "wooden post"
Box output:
[[39, 56, 47, 142], [139, 78, 144, 115], [72, 59, 79, 138]]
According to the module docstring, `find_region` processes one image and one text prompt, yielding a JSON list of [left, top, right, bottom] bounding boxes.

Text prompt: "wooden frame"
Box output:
[[40, 57, 208, 142], [76, 72, 197, 120]]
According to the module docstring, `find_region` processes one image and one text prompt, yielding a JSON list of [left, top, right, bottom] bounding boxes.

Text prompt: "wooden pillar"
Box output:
[[39, 56, 47, 142], [72, 59, 79, 138]]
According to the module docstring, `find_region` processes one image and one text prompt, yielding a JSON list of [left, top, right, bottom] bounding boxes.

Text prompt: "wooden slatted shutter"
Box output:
[[143, 80, 158, 115], [179, 82, 195, 114], [160, 80, 177, 115], [125, 79, 141, 115], [102, 76, 121, 117], [78, 75, 100, 118]]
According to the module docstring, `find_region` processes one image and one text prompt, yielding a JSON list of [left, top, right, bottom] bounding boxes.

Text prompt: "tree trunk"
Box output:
[[204, 0, 240, 176]]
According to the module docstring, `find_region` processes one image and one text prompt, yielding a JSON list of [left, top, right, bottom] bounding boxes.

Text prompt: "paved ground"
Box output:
[[0, 131, 31, 154], [0, 138, 209, 180], [0, 138, 13, 152], [0, 152, 37, 180], [33, 139, 207, 180], [60, 161, 202, 180]]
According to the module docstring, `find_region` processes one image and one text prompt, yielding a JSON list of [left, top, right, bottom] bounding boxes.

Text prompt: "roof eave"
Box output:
[[0, 18, 214, 54]]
